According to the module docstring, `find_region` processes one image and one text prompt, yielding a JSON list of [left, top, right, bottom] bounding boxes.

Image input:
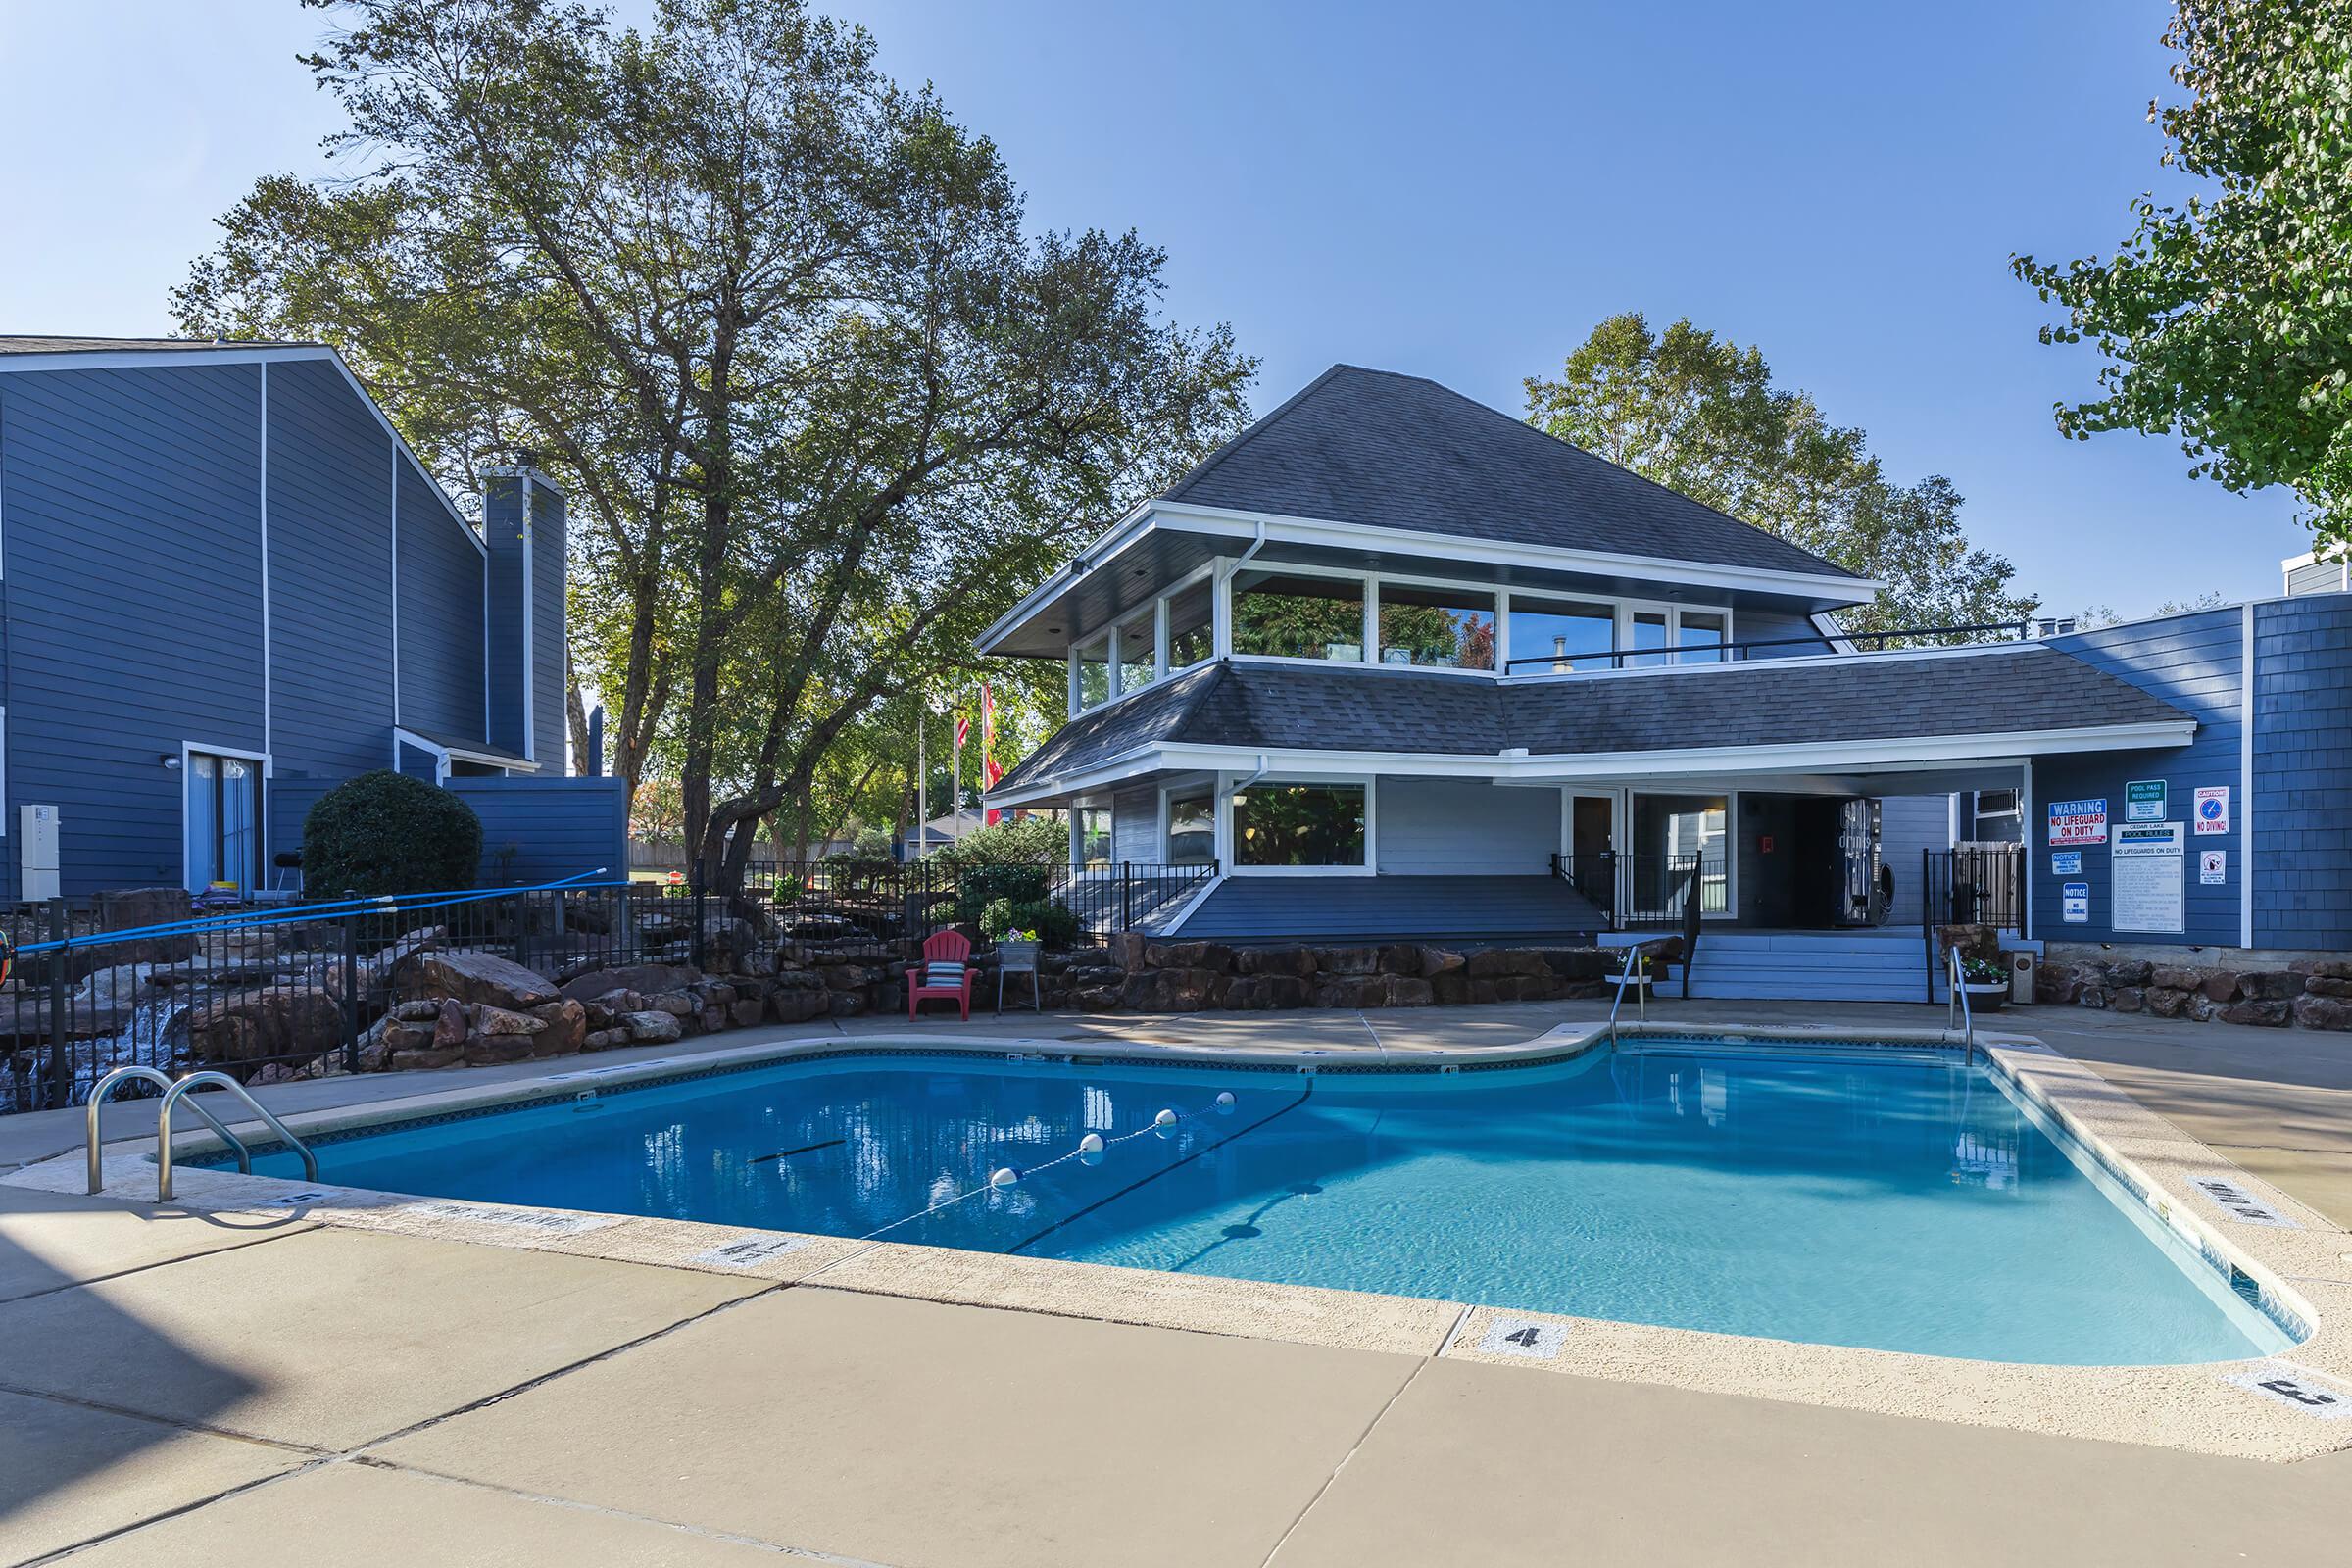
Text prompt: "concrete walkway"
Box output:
[[5, 998, 2352, 1563]]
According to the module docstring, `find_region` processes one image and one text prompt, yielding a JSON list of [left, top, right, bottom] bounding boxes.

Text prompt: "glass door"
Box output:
[[186, 752, 261, 897], [1564, 791, 1619, 916]]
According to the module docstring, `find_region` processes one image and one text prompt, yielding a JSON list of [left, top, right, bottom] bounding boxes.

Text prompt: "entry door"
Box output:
[[1564, 792, 1619, 913], [186, 752, 261, 896]]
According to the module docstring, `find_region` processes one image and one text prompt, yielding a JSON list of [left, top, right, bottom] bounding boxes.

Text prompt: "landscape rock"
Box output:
[[1123, 967, 1225, 1011], [622, 1010, 684, 1044], [396, 949, 559, 1011], [558, 963, 703, 1004], [1465, 948, 1548, 979], [2144, 987, 2189, 1018], [472, 1004, 547, 1037], [1235, 945, 1316, 978], [2292, 995, 2352, 1031], [2111, 986, 2145, 1013], [2221, 999, 2292, 1027], [2304, 975, 2352, 999], [2236, 971, 2305, 1002], [431, 998, 469, 1048], [1418, 946, 1465, 977], [527, 998, 588, 1054]]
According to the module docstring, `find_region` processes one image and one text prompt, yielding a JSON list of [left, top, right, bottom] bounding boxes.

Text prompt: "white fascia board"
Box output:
[[1498, 636, 2035, 687], [0, 343, 488, 561], [975, 497, 1881, 655], [1150, 500, 1884, 600], [1809, 611, 1860, 655], [394, 725, 540, 775]]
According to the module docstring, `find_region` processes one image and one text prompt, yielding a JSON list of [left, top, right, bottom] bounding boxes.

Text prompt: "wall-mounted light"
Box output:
[[161, 755, 182, 770]]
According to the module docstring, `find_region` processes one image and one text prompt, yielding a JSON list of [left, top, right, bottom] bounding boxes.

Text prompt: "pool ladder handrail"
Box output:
[[1606, 944, 1649, 1042], [1946, 945, 1975, 1065], [83, 1065, 318, 1200]]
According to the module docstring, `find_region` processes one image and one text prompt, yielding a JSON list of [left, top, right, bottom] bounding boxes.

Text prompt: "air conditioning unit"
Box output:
[[2007, 950, 2037, 1005]]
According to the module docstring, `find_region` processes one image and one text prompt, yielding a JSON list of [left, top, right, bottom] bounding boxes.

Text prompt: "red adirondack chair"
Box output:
[[907, 929, 975, 1020]]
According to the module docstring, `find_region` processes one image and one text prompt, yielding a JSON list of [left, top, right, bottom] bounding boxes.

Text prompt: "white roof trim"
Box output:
[[985, 718, 2197, 806], [975, 497, 1881, 655], [394, 726, 539, 774], [0, 343, 487, 561]]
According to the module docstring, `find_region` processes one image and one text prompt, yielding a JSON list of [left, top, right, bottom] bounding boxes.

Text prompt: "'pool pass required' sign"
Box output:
[[2047, 798, 2108, 846], [2125, 779, 2168, 822]]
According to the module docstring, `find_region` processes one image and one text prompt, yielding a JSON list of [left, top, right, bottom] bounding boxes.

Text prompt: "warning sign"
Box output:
[[2200, 850, 2227, 886], [2047, 798, 2108, 847], [2194, 785, 2230, 836]]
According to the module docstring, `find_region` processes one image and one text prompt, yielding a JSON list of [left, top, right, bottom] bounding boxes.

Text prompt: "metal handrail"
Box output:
[[1500, 619, 2034, 674], [1947, 946, 1975, 1064], [156, 1071, 318, 1201], [1606, 944, 1650, 1042], [85, 1065, 252, 1196]]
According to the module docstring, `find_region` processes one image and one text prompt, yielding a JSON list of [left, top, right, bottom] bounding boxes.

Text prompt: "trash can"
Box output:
[[2007, 951, 2037, 1005]]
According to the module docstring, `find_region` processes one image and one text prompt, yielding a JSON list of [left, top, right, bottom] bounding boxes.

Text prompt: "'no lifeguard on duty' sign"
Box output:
[[2047, 798, 2108, 847]]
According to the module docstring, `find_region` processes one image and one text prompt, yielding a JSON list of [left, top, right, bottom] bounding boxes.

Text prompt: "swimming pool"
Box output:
[[232, 1040, 2293, 1365]]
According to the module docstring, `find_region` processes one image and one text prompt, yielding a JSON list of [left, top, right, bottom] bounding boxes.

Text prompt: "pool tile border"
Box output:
[[9, 1021, 2350, 1461]]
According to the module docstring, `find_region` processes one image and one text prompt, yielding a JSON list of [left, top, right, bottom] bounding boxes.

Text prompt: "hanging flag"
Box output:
[[981, 682, 1004, 822], [954, 711, 970, 751]]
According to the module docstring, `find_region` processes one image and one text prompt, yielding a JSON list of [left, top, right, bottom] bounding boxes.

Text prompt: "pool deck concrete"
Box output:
[[5, 997, 2352, 1564]]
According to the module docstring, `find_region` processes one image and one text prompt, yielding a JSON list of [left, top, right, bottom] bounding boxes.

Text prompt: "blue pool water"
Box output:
[[240, 1043, 2291, 1364]]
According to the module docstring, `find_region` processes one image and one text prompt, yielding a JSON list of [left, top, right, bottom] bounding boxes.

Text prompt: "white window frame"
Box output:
[[1370, 574, 1502, 672], [1157, 776, 1218, 870], [1222, 773, 1377, 877], [1224, 561, 1375, 669], [1626, 787, 1739, 920]]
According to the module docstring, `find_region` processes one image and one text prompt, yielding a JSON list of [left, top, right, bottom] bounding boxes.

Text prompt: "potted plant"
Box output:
[[1958, 955, 2009, 1010]]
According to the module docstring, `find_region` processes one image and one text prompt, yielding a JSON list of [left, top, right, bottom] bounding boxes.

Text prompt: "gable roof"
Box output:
[[991, 646, 2192, 794], [0, 334, 319, 356], [1163, 365, 1860, 582]]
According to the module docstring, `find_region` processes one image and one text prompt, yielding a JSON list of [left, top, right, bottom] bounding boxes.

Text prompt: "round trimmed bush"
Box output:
[[302, 769, 483, 896]]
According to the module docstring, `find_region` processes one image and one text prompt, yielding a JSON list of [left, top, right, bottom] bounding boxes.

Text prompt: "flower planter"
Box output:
[[1961, 980, 2008, 1011]]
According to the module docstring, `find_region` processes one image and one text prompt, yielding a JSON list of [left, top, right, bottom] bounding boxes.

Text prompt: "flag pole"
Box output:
[[914, 704, 926, 862], [951, 701, 962, 849]]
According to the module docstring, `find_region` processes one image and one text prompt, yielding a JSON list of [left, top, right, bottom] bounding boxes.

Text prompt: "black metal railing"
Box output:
[[1550, 851, 1725, 930], [1500, 619, 2034, 675], [1920, 844, 2027, 1002], [1, 859, 1213, 1116]]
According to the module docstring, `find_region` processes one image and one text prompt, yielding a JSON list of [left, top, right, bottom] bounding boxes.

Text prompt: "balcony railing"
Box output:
[[1499, 620, 2034, 676], [1551, 851, 1726, 930]]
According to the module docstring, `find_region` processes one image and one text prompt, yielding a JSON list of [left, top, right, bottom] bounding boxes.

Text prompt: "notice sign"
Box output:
[[2048, 798, 2108, 846], [2194, 785, 2230, 835], [2201, 850, 2228, 886], [2050, 850, 2082, 876], [2125, 780, 2168, 822], [2113, 821, 2186, 934], [2062, 882, 2090, 923]]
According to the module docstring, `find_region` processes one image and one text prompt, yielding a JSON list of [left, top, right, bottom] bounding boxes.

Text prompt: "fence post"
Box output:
[[514, 891, 531, 975], [1122, 862, 1133, 932], [341, 916, 362, 1074], [45, 898, 70, 1110], [689, 861, 708, 971]]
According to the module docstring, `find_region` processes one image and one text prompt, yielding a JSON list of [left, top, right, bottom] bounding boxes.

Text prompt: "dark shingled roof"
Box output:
[[994, 647, 2191, 791], [1162, 365, 1861, 581]]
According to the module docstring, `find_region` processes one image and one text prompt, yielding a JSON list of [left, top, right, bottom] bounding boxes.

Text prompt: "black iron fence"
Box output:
[[0, 859, 1209, 1116], [1551, 852, 1723, 930], [1922, 845, 2028, 935]]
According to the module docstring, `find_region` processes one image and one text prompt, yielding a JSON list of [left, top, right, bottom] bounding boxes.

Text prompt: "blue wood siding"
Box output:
[[396, 739, 441, 781], [1376, 777, 1556, 873], [0, 363, 267, 896], [1736, 604, 1833, 659], [1178, 874, 1600, 940], [528, 479, 567, 767], [452, 774, 628, 885], [396, 460, 485, 741], [1877, 794, 1952, 926], [483, 477, 527, 760], [2251, 595, 2352, 949], [265, 358, 395, 782], [2034, 610, 2242, 944]]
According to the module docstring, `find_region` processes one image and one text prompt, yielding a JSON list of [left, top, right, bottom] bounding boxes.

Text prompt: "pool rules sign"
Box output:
[[2113, 821, 2186, 934]]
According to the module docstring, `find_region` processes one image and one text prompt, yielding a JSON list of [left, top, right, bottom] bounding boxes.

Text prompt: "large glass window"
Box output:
[[1115, 613, 1155, 694], [1233, 782, 1366, 867], [1232, 570, 1365, 662], [1676, 610, 1727, 663], [186, 752, 260, 897], [1166, 791, 1215, 864], [1166, 581, 1213, 668], [1626, 610, 1671, 668], [1631, 793, 1729, 915], [1077, 807, 1111, 866], [1377, 583, 1494, 669], [1508, 597, 1615, 673], [1074, 634, 1110, 709]]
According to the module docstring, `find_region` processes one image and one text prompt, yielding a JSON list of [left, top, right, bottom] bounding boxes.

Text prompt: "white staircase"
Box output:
[[1677, 928, 1931, 1003]]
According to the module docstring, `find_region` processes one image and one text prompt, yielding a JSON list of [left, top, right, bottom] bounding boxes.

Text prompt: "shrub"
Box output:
[[936, 814, 1065, 870], [978, 897, 1080, 949], [302, 769, 483, 897]]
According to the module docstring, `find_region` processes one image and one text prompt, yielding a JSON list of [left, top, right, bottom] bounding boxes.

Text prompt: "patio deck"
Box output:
[[4, 999, 2351, 1564]]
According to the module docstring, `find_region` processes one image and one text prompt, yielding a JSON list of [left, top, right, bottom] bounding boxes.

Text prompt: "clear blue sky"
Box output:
[[0, 1, 2311, 615]]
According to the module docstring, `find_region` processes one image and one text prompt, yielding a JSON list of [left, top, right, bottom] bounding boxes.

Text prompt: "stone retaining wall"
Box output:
[[2035, 956, 2352, 1030]]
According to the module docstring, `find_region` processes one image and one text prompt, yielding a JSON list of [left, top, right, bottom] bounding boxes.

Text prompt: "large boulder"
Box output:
[[1235, 945, 1316, 978], [623, 1010, 684, 1044], [528, 998, 588, 1054], [558, 962, 702, 1004], [396, 949, 558, 1011], [2292, 995, 2352, 1032], [1465, 948, 1549, 979], [1123, 967, 1225, 1012], [185, 990, 346, 1069], [1224, 974, 1312, 1010], [2236, 970, 2305, 1002], [2305, 975, 2352, 999], [2221, 999, 2292, 1027]]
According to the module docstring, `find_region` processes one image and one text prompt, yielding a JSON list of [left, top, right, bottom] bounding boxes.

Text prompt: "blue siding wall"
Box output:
[[1109, 785, 1158, 862], [453, 774, 628, 885], [528, 479, 567, 767], [2034, 610, 2243, 945], [0, 364, 268, 896], [1876, 794, 1952, 926], [483, 477, 528, 760], [1736, 603, 1834, 659], [2251, 595, 2352, 949], [396, 460, 486, 741], [266, 358, 395, 783]]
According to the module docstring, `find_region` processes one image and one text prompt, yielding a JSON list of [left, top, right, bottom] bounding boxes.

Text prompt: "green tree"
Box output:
[[2013, 0, 2352, 553], [175, 0, 1251, 898], [1525, 314, 2035, 641]]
